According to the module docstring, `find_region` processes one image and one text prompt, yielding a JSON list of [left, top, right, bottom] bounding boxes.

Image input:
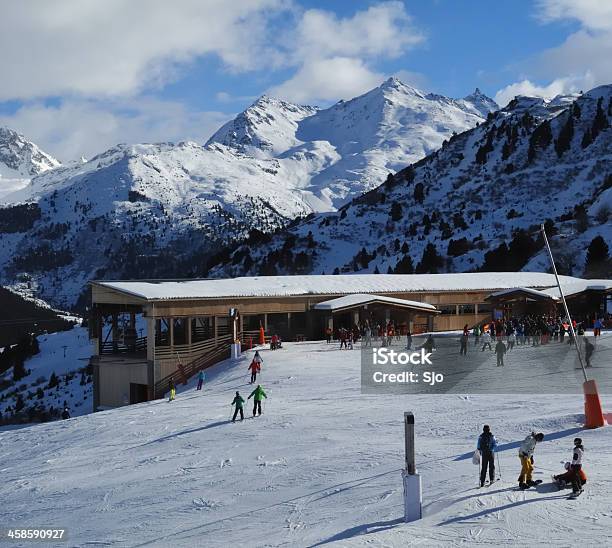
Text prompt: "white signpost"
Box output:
[[403, 411, 422, 522]]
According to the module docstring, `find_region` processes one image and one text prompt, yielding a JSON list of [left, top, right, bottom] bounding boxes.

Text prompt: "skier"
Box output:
[[168, 379, 176, 402], [481, 330, 492, 351], [231, 391, 245, 422], [567, 438, 585, 497], [584, 337, 595, 368], [473, 324, 480, 346], [248, 359, 261, 384], [460, 332, 468, 356], [517, 432, 544, 489], [325, 327, 333, 344], [253, 350, 263, 367], [405, 329, 412, 350], [507, 331, 516, 350], [477, 424, 498, 487], [196, 370, 205, 391], [422, 334, 436, 353], [248, 384, 267, 416], [495, 339, 507, 366], [61, 407, 71, 420]]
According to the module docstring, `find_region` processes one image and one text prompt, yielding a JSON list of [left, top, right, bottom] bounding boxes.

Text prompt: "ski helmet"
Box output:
[[535, 433, 544, 441], [483, 425, 490, 432], [574, 437, 582, 446]]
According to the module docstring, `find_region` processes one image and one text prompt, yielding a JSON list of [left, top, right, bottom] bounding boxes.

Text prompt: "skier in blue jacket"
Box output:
[[477, 424, 498, 487]]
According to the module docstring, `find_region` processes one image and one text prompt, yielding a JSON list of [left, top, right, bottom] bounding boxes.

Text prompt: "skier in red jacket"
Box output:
[[248, 360, 261, 384]]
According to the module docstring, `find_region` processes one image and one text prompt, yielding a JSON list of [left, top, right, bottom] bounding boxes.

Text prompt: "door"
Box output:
[[130, 383, 149, 404]]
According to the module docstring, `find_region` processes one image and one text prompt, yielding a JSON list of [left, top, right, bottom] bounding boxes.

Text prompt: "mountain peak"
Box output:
[[0, 126, 60, 178]]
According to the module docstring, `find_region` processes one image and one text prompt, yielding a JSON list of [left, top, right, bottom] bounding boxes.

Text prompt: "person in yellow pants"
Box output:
[[169, 379, 176, 402], [518, 432, 544, 489]]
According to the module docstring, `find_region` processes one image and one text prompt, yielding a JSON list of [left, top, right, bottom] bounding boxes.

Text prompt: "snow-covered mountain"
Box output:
[[212, 85, 612, 279], [0, 79, 497, 307], [209, 78, 497, 208], [0, 127, 60, 200]]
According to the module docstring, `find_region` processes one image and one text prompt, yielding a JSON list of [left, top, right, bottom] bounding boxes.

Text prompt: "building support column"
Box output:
[[186, 317, 192, 346], [287, 312, 292, 335], [213, 316, 218, 344], [264, 313, 268, 332], [352, 310, 360, 327], [169, 318, 174, 349], [146, 317, 155, 361]]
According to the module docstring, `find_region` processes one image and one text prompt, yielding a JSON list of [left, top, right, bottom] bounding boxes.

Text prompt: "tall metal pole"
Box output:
[[540, 224, 588, 383]]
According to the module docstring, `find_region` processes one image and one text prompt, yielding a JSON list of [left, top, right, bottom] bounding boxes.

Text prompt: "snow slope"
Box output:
[[2, 339, 611, 547], [0, 127, 60, 200], [214, 85, 612, 279]]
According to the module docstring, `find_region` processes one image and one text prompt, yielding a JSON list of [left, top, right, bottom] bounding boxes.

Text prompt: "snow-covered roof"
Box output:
[[541, 279, 612, 299], [313, 294, 437, 312], [94, 272, 592, 302], [487, 287, 558, 301]]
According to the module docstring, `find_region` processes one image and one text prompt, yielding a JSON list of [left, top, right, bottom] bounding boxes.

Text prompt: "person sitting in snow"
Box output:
[[517, 432, 544, 489]]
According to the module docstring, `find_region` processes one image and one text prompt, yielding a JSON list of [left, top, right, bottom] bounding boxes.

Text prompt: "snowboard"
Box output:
[[568, 490, 583, 499], [517, 479, 542, 490], [552, 475, 568, 490]]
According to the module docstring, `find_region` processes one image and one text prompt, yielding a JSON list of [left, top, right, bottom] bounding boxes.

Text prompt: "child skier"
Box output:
[[477, 425, 498, 487], [231, 391, 245, 422], [196, 370, 205, 391], [248, 359, 261, 384], [248, 384, 267, 417], [481, 330, 492, 351], [518, 432, 544, 489], [168, 379, 176, 402], [495, 339, 507, 366], [567, 438, 585, 497]]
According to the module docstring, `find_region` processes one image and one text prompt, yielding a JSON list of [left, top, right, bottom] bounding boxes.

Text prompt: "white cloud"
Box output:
[[494, 73, 595, 106], [0, 99, 232, 161], [268, 57, 384, 104], [0, 0, 290, 100], [536, 0, 612, 31], [496, 1, 612, 105], [269, 1, 424, 103], [293, 2, 424, 62]]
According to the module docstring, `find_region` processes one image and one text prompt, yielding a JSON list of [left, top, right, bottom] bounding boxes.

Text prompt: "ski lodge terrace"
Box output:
[[89, 273, 612, 409]]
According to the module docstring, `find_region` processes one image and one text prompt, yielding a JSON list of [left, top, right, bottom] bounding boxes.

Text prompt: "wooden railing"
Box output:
[[100, 336, 147, 355], [153, 333, 233, 398]]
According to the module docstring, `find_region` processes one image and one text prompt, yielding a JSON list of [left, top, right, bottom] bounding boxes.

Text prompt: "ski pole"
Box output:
[[496, 451, 502, 480]]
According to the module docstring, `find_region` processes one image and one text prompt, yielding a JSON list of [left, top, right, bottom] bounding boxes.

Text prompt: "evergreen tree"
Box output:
[[37, 387, 44, 399], [591, 97, 609, 139], [390, 201, 403, 222], [13, 357, 26, 382], [528, 119, 552, 162], [48, 372, 59, 389], [415, 244, 444, 273], [413, 182, 425, 204], [581, 128, 593, 149], [15, 394, 24, 413], [586, 236, 609, 268], [394, 255, 414, 274], [572, 102, 581, 119], [555, 114, 574, 157]]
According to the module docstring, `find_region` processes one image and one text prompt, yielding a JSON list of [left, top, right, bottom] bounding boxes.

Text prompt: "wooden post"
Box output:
[[404, 412, 415, 474], [186, 317, 192, 346], [213, 316, 218, 344], [169, 317, 174, 348]]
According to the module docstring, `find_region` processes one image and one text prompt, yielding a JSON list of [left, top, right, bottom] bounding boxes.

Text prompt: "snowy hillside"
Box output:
[[213, 85, 612, 279], [0, 326, 92, 425], [1, 340, 610, 547], [0, 79, 496, 308], [0, 127, 60, 200]]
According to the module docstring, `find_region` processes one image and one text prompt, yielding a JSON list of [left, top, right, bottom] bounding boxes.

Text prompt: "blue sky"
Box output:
[[0, 0, 610, 160]]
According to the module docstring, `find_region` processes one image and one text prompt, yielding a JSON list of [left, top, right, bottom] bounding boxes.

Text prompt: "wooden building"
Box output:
[[89, 272, 611, 410]]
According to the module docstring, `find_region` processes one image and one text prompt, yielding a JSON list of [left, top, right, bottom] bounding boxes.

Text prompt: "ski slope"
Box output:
[[1, 340, 611, 547]]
